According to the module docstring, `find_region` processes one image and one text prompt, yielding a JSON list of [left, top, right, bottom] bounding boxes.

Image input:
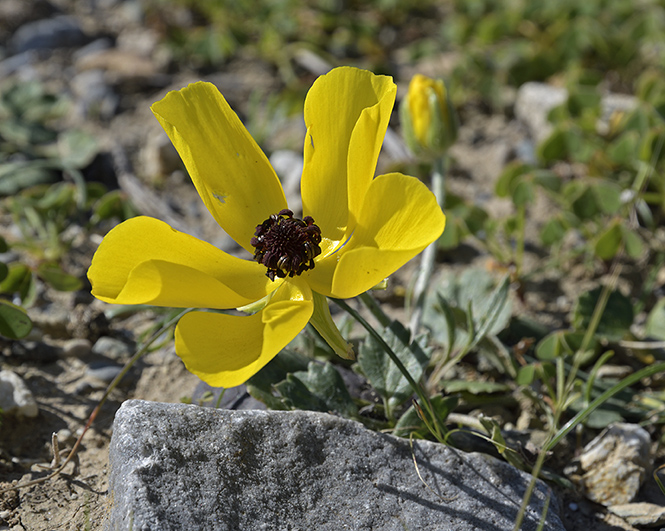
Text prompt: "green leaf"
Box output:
[[607, 131, 640, 165], [569, 184, 599, 220], [0, 262, 7, 283], [478, 416, 527, 469], [92, 190, 126, 221], [0, 117, 57, 146], [0, 263, 32, 296], [645, 298, 665, 340], [540, 217, 566, 246], [516, 364, 536, 385], [592, 182, 621, 214], [393, 395, 458, 439], [357, 320, 431, 410], [536, 331, 596, 361], [440, 380, 510, 394], [274, 375, 330, 412], [467, 275, 511, 352], [57, 129, 98, 169], [36, 182, 75, 210], [572, 287, 634, 342], [512, 180, 534, 207], [583, 408, 624, 429], [464, 204, 489, 234], [0, 161, 57, 195], [423, 268, 512, 350], [532, 170, 561, 192], [290, 362, 357, 418], [0, 236, 8, 253], [246, 346, 311, 409], [594, 221, 622, 260], [0, 299, 32, 339], [538, 126, 570, 163], [639, 128, 665, 164], [536, 332, 564, 360], [495, 162, 530, 197], [36, 263, 82, 291], [620, 226, 644, 258]]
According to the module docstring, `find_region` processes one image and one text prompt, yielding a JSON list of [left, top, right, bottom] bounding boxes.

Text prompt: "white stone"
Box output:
[[577, 423, 651, 506], [0, 370, 38, 418], [515, 82, 568, 144]]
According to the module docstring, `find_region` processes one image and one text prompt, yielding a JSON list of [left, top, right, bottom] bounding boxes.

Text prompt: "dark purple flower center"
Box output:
[[251, 209, 322, 281]]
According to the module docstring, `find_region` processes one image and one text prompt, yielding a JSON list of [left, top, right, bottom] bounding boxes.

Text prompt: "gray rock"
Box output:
[[92, 336, 132, 360], [0, 370, 38, 418], [106, 400, 564, 531], [86, 361, 123, 383], [9, 15, 90, 55]]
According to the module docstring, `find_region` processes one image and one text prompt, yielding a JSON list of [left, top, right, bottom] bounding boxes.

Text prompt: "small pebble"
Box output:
[[10, 15, 89, 54], [86, 362, 123, 384], [92, 336, 132, 360], [0, 370, 38, 418], [56, 428, 74, 446]]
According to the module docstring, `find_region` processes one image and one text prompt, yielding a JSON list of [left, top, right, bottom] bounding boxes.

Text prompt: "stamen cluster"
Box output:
[[251, 209, 322, 281]]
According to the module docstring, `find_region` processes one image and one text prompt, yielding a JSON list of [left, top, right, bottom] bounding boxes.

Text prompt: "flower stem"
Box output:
[[332, 294, 447, 442], [409, 156, 447, 336]]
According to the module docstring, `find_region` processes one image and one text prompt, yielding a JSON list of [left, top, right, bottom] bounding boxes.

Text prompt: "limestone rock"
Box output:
[[577, 423, 652, 506], [106, 400, 565, 531], [608, 502, 665, 527]]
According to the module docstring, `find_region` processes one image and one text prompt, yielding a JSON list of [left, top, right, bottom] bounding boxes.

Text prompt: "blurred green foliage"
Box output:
[[0, 79, 136, 326]]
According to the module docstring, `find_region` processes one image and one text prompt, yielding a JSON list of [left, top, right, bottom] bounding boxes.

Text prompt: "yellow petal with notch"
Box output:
[[301, 67, 396, 245], [151, 82, 287, 253]]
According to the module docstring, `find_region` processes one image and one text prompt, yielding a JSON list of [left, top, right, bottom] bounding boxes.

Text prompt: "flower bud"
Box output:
[[400, 74, 458, 158]]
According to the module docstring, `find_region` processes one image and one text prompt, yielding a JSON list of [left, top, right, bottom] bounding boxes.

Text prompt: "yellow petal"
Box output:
[[309, 291, 354, 360], [306, 173, 445, 299], [301, 67, 396, 245], [174, 278, 313, 388], [151, 82, 287, 253], [88, 216, 274, 308]]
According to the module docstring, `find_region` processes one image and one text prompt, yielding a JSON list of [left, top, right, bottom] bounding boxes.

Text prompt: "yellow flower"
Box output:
[[400, 73, 458, 157], [87, 67, 445, 388]]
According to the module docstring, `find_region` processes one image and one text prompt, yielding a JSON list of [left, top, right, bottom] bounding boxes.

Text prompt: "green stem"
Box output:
[[513, 360, 665, 529], [515, 204, 526, 278], [547, 360, 665, 451], [514, 263, 623, 528], [409, 156, 447, 336], [358, 291, 391, 328], [331, 296, 447, 442]]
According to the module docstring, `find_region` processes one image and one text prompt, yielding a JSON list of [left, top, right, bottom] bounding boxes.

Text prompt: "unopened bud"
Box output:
[[400, 74, 458, 158]]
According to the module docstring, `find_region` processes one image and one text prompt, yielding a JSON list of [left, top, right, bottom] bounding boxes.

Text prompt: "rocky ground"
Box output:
[[0, 0, 662, 530]]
